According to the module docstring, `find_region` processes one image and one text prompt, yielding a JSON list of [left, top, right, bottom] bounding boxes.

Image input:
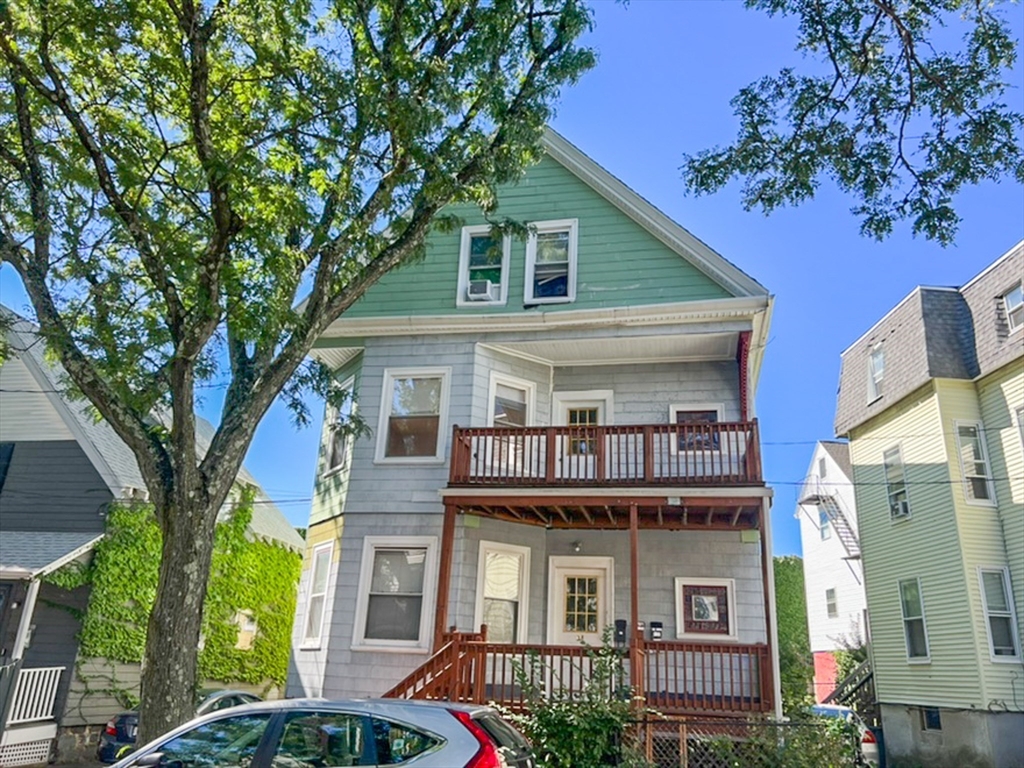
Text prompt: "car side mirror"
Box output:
[[132, 753, 164, 767]]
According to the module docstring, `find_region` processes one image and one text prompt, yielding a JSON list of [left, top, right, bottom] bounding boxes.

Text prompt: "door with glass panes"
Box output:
[[547, 557, 613, 646]]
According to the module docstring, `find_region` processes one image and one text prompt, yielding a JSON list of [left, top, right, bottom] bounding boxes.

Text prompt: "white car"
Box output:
[[112, 698, 535, 768], [809, 704, 880, 767]]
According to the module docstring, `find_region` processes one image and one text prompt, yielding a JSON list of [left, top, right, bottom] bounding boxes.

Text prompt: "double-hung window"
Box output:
[[476, 542, 530, 644], [325, 377, 356, 475], [302, 542, 333, 647], [979, 568, 1020, 659], [489, 374, 533, 428], [825, 588, 838, 619], [899, 578, 930, 660], [376, 368, 450, 462], [883, 446, 910, 519], [867, 343, 885, 402], [1003, 283, 1023, 333], [955, 422, 995, 504], [819, 509, 832, 541], [456, 225, 510, 306], [525, 219, 578, 304], [669, 404, 723, 452], [353, 536, 438, 651]]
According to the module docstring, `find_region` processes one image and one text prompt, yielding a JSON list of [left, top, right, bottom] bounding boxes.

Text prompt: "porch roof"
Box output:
[[0, 531, 103, 580]]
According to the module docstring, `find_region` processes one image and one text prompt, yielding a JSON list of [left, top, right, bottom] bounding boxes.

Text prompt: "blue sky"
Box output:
[[2, 1, 1022, 556]]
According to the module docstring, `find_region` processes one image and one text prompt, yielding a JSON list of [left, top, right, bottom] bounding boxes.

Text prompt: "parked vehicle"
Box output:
[[109, 698, 534, 768], [809, 704, 880, 767], [98, 690, 262, 762]]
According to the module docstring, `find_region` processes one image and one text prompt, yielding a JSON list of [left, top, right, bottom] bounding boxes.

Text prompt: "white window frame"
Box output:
[[553, 390, 615, 426], [1003, 283, 1023, 334], [455, 225, 511, 307], [825, 588, 838, 619], [668, 403, 725, 456], [954, 420, 997, 506], [819, 509, 831, 541], [351, 535, 439, 653], [883, 445, 911, 521], [487, 372, 536, 427], [898, 577, 931, 663], [374, 367, 452, 464], [323, 376, 356, 478], [301, 541, 334, 649], [474, 541, 531, 644], [524, 218, 579, 305], [673, 576, 738, 641], [978, 566, 1021, 662], [1016, 406, 1024, 452], [867, 343, 885, 402]]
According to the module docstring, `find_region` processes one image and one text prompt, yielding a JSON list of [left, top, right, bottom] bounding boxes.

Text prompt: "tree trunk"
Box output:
[[137, 496, 219, 744]]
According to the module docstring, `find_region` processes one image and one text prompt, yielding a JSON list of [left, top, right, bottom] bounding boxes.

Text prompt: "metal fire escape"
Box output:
[[800, 481, 861, 561]]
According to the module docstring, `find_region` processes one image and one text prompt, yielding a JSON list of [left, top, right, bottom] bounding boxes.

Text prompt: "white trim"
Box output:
[[959, 240, 1024, 291], [867, 343, 885, 403], [474, 541, 531, 644], [882, 444, 912, 521], [673, 576, 739, 641], [487, 372, 537, 427], [977, 566, 1022, 663], [840, 287, 922, 358], [440, 485, 774, 500], [300, 541, 334, 649], [538, 129, 768, 298], [351, 535, 439, 653], [762, 497, 783, 719], [524, 218, 579, 305], [456, 225, 512, 307], [1002, 282, 1023, 334], [36, 535, 104, 578], [374, 367, 452, 464], [553, 390, 615, 426], [668, 403, 724, 456], [546, 556, 614, 645], [953, 420, 997, 507], [898, 577, 931, 663], [322, 375, 356, 478], [11, 579, 40, 661]]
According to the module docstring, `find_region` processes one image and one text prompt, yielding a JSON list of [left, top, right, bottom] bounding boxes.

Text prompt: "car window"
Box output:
[[370, 719, 440, 765], [149, 714, 272, 768], [273, 711, 371, 768]]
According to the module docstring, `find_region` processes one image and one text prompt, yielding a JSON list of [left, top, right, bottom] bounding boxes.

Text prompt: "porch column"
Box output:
[[737, 330, 751, 422], [759, 498, 782, 719], [12, 578, 40, 661], [433, 504, 458, 652], [629, 503, 642, 699]]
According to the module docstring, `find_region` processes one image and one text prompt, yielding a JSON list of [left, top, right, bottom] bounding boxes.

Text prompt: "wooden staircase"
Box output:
[[382, 628, 487, 703]]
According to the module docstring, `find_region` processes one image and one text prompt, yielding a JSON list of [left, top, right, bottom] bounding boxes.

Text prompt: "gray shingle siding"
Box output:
[[921, 289, 976, 380], [961, 243, 1024, 379]]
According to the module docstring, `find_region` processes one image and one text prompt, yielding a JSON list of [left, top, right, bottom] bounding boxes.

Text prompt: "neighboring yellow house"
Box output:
[[835, 242, 1023, 768]]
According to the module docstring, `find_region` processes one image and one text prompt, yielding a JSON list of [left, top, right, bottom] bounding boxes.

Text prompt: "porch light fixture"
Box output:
[[571, 541, 582, 553]]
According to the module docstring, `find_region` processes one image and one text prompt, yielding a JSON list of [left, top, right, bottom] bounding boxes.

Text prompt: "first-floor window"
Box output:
[[354, 536, 437, 650], [825, 588, 838, 619], [899, 578, 930, 660], [980, 568, 1020, 659], [477, 542, 529, 644], [303, 542, 333, 647]]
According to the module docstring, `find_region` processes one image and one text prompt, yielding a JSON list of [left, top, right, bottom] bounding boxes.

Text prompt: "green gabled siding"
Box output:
[[343, 156, 732, 319], [850, 384, 984, 709]]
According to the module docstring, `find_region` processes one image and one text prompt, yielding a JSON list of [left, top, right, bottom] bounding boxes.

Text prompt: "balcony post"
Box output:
[[737, 330, 751, 422], [434, 504, 458, 652], [629, 503, 642, 700], [759, 498, 781, 716]]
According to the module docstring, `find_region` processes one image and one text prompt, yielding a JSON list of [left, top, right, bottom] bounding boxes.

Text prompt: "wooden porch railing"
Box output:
[[384, 633, 771, 716], [450, 421, 761, 487], [6, 666, 64, 725]]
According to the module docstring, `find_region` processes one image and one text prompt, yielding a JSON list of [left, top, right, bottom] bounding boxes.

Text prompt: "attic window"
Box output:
[[525, 219, 578, 304], [867, 343, 885, 402], [1003, 283, 1023, 333], [456, 225, 510, 306]]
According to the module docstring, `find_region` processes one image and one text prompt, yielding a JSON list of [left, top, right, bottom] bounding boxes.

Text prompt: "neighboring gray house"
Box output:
[[287, 130, 781, 732], [0, 312, 303, 766]]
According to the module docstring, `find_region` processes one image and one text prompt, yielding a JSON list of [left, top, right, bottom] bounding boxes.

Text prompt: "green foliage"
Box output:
[[834, 643, 867, 683], [683, 0, 1023, 244], [700, 718, 861, 768], [50, 501, 300, 686], [502, 633, 654, 768], [773, 555, 813, 716]]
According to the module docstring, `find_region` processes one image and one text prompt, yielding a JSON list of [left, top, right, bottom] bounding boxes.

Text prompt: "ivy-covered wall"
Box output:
[[49, 499, 302, 694]]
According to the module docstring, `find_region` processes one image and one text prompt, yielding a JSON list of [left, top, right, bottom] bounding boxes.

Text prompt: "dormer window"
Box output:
[[525, 219, 578, 304], [867, 343, 885, 402], [1004, 283, 1023, 333], [456, 225, 510, 306]]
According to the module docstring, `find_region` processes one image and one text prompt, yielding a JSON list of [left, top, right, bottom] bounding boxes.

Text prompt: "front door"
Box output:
[[547, 556, 614, 646]]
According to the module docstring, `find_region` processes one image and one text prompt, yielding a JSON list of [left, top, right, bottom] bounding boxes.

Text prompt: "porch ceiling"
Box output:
[[484, 332, 737, 366], [444, 493, 762, 530]]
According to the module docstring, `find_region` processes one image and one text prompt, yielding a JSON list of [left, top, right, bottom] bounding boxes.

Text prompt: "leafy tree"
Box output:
[[0, 0, 594, 739], [773, 555, 813, 715], [683, 0, 1024, 244]]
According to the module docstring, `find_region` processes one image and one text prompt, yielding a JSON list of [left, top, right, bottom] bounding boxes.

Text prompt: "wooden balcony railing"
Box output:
[[450, 421, 762, 487], [384, 632, 771, 716]]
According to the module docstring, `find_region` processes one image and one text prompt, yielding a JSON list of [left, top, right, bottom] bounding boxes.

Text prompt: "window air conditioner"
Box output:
[[891, 499, 910, 518], [467, 279, 495, 301]]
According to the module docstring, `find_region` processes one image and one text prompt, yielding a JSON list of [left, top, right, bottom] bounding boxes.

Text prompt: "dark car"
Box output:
[[108, 698, 534, 768], [97, 689, 262, 763]]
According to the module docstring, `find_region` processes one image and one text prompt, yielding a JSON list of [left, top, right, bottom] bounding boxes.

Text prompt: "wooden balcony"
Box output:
[[450, 421, 762, 488], [384, 630, 773, 717]]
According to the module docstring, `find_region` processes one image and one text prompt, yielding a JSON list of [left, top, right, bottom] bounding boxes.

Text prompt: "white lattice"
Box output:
[[0, 739, 52, 767]]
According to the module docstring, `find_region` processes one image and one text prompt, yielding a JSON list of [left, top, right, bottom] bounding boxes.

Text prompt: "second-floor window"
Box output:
[[825, 588, 838, 619], [883, 446, 910, 519], [819, 509, 831, 540], [325, 377, 356, 475], [376, 368, 450, 462], [867, 343, 885, 402], [955, 422, 995, 504], [1003, 283, 1023, 333], [899, 577, 930, 661], [525, 219, 578, 304], [457, 225, 510, 306]]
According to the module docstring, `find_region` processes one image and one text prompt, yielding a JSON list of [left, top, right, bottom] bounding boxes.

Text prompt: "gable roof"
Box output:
[[819, 441, 852, 481], [1, 309, 304, 551]]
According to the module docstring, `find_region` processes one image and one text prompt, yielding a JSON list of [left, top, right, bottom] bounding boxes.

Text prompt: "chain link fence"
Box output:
[[622, 717, 864, 768]]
